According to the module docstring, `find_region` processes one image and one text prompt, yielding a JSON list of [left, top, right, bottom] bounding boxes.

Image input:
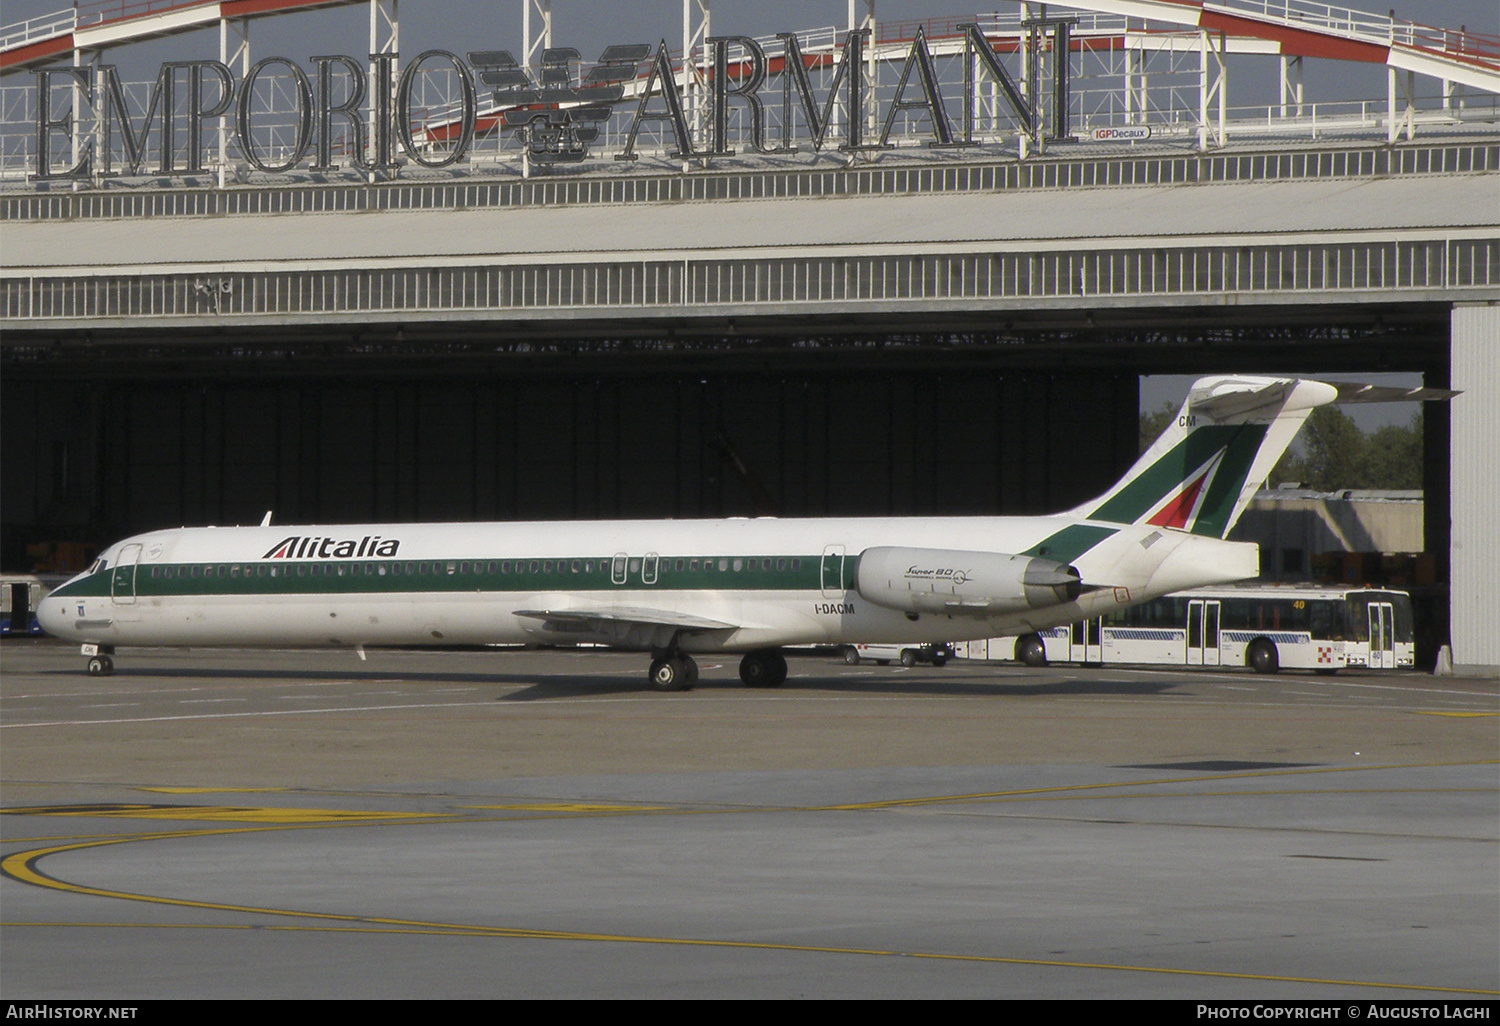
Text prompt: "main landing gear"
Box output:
[[648, 653, 699, 692], [738, 649, 788, 688], [645, 647, 789, 691]]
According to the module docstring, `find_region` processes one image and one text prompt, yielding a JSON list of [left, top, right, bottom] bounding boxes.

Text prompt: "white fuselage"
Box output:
[[38, 514, 1257, 654]]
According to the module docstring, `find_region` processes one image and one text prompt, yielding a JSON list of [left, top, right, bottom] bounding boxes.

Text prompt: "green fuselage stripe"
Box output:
[[53, 554, 836, 601], [1021, 525, 1118, 564]]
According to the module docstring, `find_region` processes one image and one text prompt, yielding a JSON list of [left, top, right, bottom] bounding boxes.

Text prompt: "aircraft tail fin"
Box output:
[[1070, 376, 1339, 540]]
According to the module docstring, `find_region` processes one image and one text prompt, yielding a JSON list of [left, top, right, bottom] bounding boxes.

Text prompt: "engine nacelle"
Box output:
[[854, 547, 1082, 617]]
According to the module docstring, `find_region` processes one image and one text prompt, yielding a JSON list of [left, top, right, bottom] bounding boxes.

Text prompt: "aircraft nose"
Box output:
[[36, 594, 70, 639]]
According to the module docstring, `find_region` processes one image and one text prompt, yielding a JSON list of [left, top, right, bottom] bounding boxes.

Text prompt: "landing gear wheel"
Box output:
[[899, 649, 917, 667], [843, 647, 861, 666], [1247, 639, 1280, 675], [87, 655, 114, 677], [739, 649, 788, 688], [1016, 634, 1048, 668], [649, 655, 694, 692]]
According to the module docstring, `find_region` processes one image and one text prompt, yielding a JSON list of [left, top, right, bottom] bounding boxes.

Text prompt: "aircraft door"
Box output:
[[1368, 602, 1395, 669], [821, 545, 845, 598], [111, 544, 142, 605]]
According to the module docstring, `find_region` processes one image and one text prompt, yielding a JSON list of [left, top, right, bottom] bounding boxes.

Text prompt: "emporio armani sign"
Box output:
[[30, 21, 1075, 182]]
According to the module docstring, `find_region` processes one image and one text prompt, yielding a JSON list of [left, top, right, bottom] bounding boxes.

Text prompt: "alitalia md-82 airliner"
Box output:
[[38, 375, 1439, 690]]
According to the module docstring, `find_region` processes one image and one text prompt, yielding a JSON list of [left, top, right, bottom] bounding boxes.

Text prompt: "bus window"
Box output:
[[1309, 600, 1339, 640]]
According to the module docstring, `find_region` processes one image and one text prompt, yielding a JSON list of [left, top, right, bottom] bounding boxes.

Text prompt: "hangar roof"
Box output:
[[6, 172, 1496, 276]]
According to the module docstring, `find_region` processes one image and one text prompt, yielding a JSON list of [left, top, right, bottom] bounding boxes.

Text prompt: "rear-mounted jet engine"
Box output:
[[854, 547, 1083, 617]]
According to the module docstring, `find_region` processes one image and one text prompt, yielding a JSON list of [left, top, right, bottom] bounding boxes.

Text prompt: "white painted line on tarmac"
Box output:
[[2, 700, 511, 728]]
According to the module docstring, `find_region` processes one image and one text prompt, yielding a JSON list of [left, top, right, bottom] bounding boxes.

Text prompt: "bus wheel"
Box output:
[[1247, 639, 1280, 675], [1016, 635, 1048, 668], [899, 649, 917, 667], [843, 647, 861, 666]]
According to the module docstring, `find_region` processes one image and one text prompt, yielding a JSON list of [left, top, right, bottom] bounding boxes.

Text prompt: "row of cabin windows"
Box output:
[[145, 557, 805, 581]]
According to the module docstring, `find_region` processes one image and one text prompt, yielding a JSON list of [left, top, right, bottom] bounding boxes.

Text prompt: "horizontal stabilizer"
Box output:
[[1327, 383, 1460, 404]]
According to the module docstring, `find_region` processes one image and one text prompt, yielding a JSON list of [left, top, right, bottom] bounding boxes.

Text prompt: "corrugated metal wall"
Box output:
[[1449, 304, 1500, 676], [1, 368, 1137, 562]]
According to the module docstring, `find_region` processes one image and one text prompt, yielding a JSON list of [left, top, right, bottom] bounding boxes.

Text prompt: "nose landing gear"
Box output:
[[83, 646, 116, 676]]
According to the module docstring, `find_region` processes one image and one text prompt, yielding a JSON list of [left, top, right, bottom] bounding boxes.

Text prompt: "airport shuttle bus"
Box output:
[[1, 574, 64, 637], [982, 585, 1415, 674]]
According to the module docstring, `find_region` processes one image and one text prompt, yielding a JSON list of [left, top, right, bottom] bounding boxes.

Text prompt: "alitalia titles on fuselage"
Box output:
[[262, 535, 401, 560]]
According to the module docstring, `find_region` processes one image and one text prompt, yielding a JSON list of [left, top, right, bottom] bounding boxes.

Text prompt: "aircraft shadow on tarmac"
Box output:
[[767, 674, 1184, 698], [499, 671, 1186, 700], [41, 661, 1183, 699], [43, 665, 531, 686]]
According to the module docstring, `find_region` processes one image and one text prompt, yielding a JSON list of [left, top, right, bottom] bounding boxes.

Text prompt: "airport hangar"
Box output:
[[1, 4, 1497, 674]]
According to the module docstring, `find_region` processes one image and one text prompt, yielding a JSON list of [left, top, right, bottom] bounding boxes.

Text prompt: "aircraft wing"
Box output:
[[513, 606, 739, 649]]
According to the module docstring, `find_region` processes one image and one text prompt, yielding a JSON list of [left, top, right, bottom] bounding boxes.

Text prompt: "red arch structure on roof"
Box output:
[[1, 0, 364, 72], [1082, 0, 1498, 91]]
